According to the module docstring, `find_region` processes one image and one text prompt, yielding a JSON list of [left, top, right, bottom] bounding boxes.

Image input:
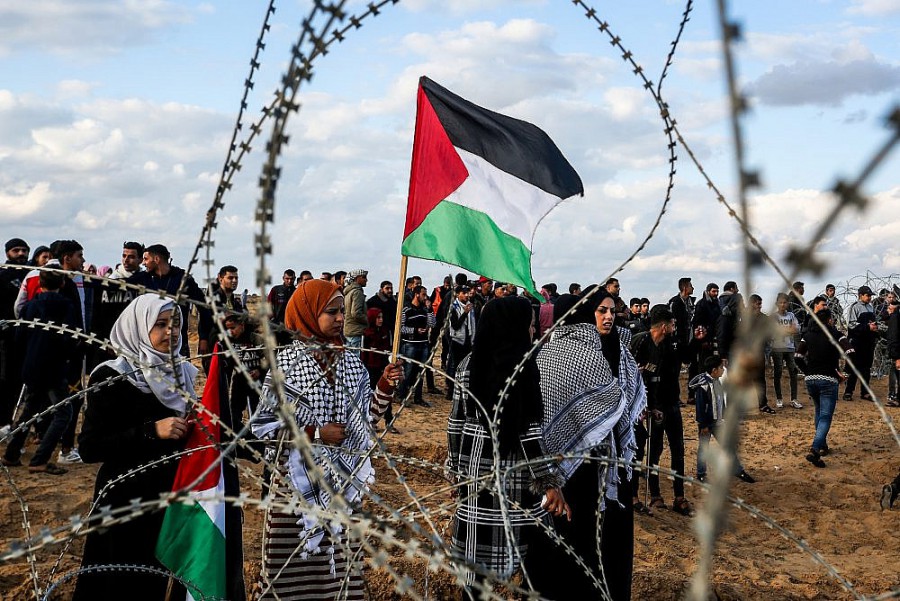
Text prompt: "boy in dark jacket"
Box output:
[[1, 270, 79, 474], [689, 355, 755, 483]]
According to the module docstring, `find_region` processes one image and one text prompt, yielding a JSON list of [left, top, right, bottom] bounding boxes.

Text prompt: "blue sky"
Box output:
[[1, 0, 898, 305]]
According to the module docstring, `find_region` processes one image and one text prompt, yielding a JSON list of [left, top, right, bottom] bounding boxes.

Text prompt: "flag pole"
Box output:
[[391, 255, 409, 364]]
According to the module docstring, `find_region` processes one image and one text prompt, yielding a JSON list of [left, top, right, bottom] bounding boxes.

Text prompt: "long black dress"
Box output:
[[73, 365, 184, 600]]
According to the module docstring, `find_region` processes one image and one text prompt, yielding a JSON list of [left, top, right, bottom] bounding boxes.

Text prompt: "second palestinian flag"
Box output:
[[155, 347, 227, 600], [402, 76, 583, 297]]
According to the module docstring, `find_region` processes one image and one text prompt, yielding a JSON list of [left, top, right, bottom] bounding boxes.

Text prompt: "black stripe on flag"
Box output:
[[420, 76, 583, 200]]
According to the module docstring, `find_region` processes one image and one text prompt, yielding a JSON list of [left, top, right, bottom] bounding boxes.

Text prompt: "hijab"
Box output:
[[553, 291, 602, 326], [93, 293, 198, 414], [467, 296, 543, 455], [366, 307, 383, 330], [284, 279, 343, 347], [581, 285, 620, 377]]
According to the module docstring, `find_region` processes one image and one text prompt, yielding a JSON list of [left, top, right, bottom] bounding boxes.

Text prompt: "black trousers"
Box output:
[[648, 405, 686, 498], [756, 352, 770, 408], [844, 341, 875, 397], [523, 462, 634, 601], [631, 420, 649, 499], [0, 337, 23, 426]]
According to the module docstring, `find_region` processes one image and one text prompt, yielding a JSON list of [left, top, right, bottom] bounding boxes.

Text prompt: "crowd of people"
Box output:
[[2, 235, 900, 599]]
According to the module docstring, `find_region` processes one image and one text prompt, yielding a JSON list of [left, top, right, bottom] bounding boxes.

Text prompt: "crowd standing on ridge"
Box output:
[[2, 236, 900, 599]]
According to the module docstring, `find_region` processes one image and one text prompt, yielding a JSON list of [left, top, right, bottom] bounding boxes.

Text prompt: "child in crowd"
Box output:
[[363, 308, 397, 433], [690, 355, 756, 483]]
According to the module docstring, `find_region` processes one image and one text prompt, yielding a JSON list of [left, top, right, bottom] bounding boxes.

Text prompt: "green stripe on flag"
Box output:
[[156, 500, 226, 600], [401, 201, 540, 297]]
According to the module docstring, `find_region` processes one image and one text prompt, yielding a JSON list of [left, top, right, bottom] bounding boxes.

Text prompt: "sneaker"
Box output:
[[790, 399, 803, 409], [775, 399, 784, 408], [760, 405, 776, 414], [58, 449, 82, 464], [0, 425, 9, 439], [413, 399, 432, 408], [736, 470, 756, 483], [842, 393, 853, 401], [819, 444, 830, 457]]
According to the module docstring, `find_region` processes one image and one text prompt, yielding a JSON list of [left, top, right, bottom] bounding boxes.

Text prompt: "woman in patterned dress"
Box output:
[[252, 279, 401, 600], [447, 295, 570, 600]]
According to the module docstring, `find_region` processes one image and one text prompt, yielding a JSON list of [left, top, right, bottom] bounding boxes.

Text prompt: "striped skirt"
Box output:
[[258, 476, 366, 600]]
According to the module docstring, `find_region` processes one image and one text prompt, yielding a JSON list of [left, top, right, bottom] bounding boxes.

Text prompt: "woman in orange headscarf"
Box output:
[[252, 279, 402, 600]]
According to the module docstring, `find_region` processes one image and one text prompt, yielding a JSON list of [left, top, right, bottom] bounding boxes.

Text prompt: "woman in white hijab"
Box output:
[[73, 294, 198, 601]]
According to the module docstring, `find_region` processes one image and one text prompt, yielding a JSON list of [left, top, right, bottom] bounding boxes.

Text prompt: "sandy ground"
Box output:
[[2, 358, 899, 600]]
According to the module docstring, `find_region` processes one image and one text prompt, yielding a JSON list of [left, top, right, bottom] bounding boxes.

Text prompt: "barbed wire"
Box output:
[[2, 1, 899, 600]]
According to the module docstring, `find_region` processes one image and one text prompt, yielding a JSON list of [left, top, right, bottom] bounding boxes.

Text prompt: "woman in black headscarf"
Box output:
[[447, 296, 569, 599], [526, 288, 645, 601]]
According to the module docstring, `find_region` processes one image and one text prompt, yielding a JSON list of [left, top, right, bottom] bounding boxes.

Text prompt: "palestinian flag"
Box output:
[[155, 347, 226, 601], [402, 76, 583, 297]]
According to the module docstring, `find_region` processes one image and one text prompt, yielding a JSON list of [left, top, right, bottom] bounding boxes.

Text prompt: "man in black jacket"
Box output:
[[692, 283, 721, 365], [0, 238, 30, 429], [129, 244, 209, 357], [1, 270, 79, 474], [717, 281, 742, 363], [668, 277, 695, 362], [367, 280, 398, 336], [630, 305, 693, 516], [267, 269, 296, 324]]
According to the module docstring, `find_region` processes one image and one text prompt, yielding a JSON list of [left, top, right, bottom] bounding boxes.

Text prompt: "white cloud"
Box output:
[[0, 0, 193, 56], [673, 57, 722, 81], [391, 19, 615, 110], [847, 0, 900, 16], [0, 181, 52, 220], [56, 80, 95, 99], [402, 0, 545, 14], [603, 87, 649, 120], [841, 186, 900, 257], [747, 58, 900, 106]]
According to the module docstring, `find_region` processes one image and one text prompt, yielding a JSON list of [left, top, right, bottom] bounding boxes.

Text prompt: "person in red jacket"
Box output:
[[363, 308, 397, 432]]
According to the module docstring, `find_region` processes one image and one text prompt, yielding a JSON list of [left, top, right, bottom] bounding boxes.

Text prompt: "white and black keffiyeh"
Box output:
[[252, 340, 376, 559], [537, 323, 631, 502]]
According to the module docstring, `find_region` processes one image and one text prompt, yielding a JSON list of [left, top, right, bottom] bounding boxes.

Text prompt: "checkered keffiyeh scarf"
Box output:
[[537, 323, 634, 503], [252, 340, 375, 556]]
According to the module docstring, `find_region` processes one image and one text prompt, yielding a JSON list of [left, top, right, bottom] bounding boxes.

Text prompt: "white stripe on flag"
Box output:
[[446, 148, 566, 245]]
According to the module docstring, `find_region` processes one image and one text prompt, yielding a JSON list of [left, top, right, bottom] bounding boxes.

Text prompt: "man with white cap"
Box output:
[[343, 268, 369, 356]]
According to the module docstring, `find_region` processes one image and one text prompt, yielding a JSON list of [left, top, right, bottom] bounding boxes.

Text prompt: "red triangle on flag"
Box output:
[[171, 345, 222, 492], [403, 82, 469, 239]]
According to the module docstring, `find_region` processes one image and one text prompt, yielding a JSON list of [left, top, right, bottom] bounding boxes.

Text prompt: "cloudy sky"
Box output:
[[1, 0, 898, 305]]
